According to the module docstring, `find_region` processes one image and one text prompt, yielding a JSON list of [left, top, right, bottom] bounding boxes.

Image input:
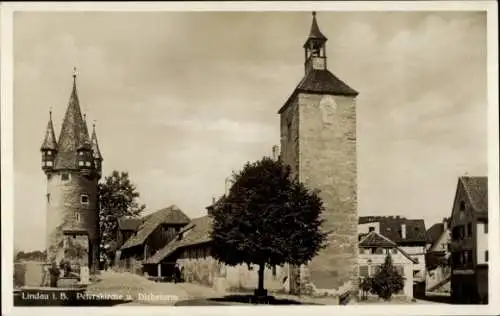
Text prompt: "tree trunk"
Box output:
[[258, 263, 265, 292], [254, 263, 268, 298]]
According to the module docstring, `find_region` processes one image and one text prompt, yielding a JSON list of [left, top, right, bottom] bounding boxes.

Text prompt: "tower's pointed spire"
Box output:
[[40, 109, 58, 151], [307, 11, 327, 43], [54, 68, 92, 169], [91, 122, 103, 161]]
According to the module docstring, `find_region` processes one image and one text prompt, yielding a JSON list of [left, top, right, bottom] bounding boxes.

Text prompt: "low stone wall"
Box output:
[[177, 256, 288, 293], [14, 261, 46, 287]]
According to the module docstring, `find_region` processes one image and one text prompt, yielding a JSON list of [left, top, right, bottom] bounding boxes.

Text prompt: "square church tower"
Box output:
[[278, 12, 359, 294]]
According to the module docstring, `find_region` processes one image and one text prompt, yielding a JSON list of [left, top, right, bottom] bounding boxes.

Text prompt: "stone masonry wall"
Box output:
[[46, 171, 99, 272], [297, 93, 358, 293], [178, 256, 288, 293]]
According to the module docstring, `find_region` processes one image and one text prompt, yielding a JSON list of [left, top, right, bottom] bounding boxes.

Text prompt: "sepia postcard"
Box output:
[[1, 1, 499, 316]]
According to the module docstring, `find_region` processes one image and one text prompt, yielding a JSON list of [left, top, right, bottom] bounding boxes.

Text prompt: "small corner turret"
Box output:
[[40, 110, 58, 173], [91, 122, 103, 179]]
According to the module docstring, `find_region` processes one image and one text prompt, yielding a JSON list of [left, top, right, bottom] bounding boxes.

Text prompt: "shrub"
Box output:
[[370, 254, 405, 300]]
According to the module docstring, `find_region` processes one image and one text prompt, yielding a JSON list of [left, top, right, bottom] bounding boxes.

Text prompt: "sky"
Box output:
[[12, 11, 487, 251]]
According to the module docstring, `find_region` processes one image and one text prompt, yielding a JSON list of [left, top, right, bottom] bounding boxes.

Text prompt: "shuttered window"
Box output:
[[359, 265, 369, 277]]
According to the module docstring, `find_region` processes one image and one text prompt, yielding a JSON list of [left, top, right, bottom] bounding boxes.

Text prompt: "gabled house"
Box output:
[[117, 205, 190, 273], [359, 216, 428, 283], [358, 231, 417, 300], [449, 176, 488, 304], [116, 217, 141, 249], [143, 199, 285, 293], [425, 218, 451, 292]]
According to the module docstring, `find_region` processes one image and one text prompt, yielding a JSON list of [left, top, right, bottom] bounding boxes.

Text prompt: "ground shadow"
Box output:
[[416, 293, 452, 304], [175, 295, 321, 306]]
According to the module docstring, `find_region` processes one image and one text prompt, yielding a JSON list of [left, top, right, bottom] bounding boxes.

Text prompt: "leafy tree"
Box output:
[[425, 251, 448, 271], [210, 157, 327, 296], [98, 170, 146, 265], [370, 254, 405, 300]]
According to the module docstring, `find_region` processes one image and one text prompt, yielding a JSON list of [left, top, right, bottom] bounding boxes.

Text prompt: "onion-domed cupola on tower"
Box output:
[[40, 110, 58, 173], [91, 123, 103, 179]]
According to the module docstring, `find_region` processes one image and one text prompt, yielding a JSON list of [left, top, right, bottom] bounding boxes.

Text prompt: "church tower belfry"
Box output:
[[278, 12, 359, 296], [304, 12, 328, 74], [40, 68, 103, 274]]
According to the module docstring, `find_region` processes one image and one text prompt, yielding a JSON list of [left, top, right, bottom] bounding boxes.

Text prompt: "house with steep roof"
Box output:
[[425, 218, 451, 293], [358, 216, 428, 284], [449, 176, 488, 304], [143, 200, 287, 293], [358, 231, 417, 299], [116, 205, 190, 273]]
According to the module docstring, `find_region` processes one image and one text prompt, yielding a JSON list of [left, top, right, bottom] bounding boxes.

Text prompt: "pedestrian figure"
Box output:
[[174, 263, 180, 283], [48, 261, 59, 287]]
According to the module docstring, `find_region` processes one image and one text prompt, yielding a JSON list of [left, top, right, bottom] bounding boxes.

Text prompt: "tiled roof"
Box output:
[[90, 124, 102, 160], [359, 231, 396, 248], [40, 114, 58, 151], [358, 216, 428, 244], [359, 232, 418, 264], [144, 216, 212, 264], [278, 69, 359, 114], [120, 205, 191, 250], [304, 12, 327, 45], [53, 77, 92, 169], [460, 176, 488, 217], [426, 223, 444, 245], [117, 217, 141, 231]]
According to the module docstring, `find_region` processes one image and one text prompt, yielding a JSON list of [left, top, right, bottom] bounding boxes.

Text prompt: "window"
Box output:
[[46, 161, 53, 167], [46, 193, 50, 204], [47, 150, 52, 156], [485, 251, 489, 262], [359, 265, 369, 277], [79, 151, 84, 156], [75, 212, 80, 222], [61, 173, 70, 181], [79, 161, 84, 166], [85, 161, 91, 167], [460, 201, 466, 211], [80, 194, 89, 205], [368, 226, 375, 232], [484, 223, 488, 234], [467, 223, 472, 237], [272, 265, 277, 277], [392, 248, 398, 254]]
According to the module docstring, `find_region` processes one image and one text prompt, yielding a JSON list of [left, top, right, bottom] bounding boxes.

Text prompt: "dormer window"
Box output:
[[80, 194, 89, 205]]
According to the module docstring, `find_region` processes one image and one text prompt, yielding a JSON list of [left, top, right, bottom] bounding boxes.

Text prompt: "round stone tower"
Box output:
[[40, 69, 103, 274]]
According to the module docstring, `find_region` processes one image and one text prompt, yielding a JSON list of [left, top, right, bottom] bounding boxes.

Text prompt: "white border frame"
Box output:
[[2, 2, 498, 316]]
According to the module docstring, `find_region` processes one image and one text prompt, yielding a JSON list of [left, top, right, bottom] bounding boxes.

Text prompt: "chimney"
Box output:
[[272, 145, 280, 161], [212, 197, 216, 204], [401, 223, 407, 239], [443, 218, 448, 231]]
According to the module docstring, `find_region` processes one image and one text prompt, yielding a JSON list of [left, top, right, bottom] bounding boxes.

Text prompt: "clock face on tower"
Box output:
[[319, 95, 337, 124]]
